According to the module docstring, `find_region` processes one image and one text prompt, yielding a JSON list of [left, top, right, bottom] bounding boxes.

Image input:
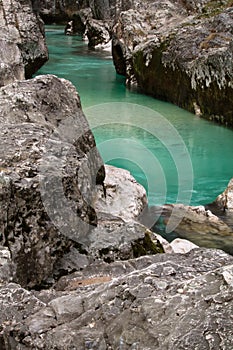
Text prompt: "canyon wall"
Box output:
[[0, 0, 48, 86]]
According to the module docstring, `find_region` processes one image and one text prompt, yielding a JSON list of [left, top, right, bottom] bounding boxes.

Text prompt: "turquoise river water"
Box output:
[[37, 26, 233, 207]]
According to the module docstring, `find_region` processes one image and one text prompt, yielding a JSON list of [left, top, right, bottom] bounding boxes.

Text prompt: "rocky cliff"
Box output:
[[112, 0, 233, 126], [0, 0, 48, 86], [0, 74, 164, 289]]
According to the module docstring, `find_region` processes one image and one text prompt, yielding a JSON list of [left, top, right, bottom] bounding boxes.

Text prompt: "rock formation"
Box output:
[[0, 74, 102, 287], [1, 1, 233, 348], [111, 0, 233, 126], [0, 0, 48, 86], [1, 248, 233, 349], [153, 203, 233, 254]]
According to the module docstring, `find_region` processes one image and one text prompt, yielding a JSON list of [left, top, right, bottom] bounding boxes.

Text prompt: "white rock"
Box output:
[[170, 238, 199, 254], [94, 165, 147, 221]]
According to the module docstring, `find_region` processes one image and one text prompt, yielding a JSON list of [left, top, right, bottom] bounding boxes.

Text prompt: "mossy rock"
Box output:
[[132, 230, 164, 258]]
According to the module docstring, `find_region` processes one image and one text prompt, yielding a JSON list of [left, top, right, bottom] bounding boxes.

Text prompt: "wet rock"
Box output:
[[214, 178, 233, 212], [0, 74, 104, 288], [0, 0, 48, 86], [157, 204, 233, 254], [1, 248, 233, 349]]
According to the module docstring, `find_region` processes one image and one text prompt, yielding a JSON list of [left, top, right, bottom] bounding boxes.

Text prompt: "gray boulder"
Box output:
[[0, 74, 105, 288], [0, 74, 164, 287], [95, 165, 147, 221], [0, 0, 48, 86]]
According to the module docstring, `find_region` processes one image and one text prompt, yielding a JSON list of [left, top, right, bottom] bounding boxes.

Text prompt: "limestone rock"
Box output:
[[214, 178, 233, 212], [78, 212, 164, 262], [0, 0, 48, 86], [1, 248, 233, 349], [0, 74, 105, 288], [95, 164, 147, 221], [156, 204, 233, 254], [170, 238, 199, 253], [112, 0, 233, 126]]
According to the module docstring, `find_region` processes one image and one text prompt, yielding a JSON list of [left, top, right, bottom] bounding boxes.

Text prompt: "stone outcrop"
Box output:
[[1, 248, 233, 349], [112, 0, 233, 126], [86, 18, 111, 48], [154, 204, 233, 254], [0, 0, 48, 86], [1, 2, 233, 348]]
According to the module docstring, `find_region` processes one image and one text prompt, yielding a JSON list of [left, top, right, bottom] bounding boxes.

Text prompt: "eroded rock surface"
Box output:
[[0, 0, 48, 86], [1, 248, 233, 349]]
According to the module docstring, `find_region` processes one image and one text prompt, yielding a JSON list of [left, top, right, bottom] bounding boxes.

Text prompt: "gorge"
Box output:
[[0, 0, 233, 349], [37, 25, 233, 208]]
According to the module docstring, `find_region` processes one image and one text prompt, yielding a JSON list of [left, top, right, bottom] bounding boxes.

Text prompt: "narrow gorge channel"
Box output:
[[37, 25, 233, 207]]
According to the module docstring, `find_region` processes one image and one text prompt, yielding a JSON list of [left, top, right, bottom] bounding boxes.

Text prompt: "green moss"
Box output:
[[132, 230, 164, 258]]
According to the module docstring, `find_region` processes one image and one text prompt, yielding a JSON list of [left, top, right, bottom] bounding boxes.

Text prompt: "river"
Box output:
[[37, 26, 233, 208]]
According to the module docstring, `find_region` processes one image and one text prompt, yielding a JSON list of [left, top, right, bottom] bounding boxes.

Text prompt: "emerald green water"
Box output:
[[37, 26, 233, 207]]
